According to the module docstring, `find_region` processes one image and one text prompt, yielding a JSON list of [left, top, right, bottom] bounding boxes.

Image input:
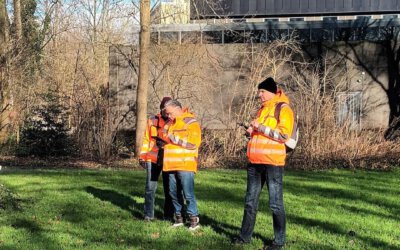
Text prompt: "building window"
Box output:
[[336, 91, 362, 129]]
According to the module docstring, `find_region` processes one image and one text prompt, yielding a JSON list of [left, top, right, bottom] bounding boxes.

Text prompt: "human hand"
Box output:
[[156, 138, 167, 148], [139, 160, 147, 168], [237, 122, 249, 130], [246, 126, 254, 135], [250, 120, 259, 130]]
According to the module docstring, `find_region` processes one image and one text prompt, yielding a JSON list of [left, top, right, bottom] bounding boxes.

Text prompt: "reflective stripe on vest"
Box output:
[[247, 134, 286, 165], [248, 148, 286, 155], [164, 157, 197, 162], [165, 148, 198, 154], [163, 146, 198, 172]]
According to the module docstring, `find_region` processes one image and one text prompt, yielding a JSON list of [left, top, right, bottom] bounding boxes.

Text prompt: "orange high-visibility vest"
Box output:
[[139, 114, 166, 163], [247, 90, 294, 166], [162, 110, 201, 173]]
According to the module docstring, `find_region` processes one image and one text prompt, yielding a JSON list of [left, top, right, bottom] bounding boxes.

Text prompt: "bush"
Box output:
[[16, 93, 76, 157], [0, 134, 18, 156], [199, 129, 247, 168]]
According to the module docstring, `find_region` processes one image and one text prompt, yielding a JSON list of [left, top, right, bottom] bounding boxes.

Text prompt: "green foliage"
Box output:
[[0, 134, 18, 156], [20, 0, 43, 74], [16, 93, 75, 157], [0, 168, 399, 249], [6, 0, 44, 75]]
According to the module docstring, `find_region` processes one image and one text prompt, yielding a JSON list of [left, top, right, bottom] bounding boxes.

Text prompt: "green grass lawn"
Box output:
[[0, 167, 399, 250]]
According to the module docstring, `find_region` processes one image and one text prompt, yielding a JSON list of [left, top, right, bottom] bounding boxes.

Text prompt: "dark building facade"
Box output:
[[191, 0, 400, 18]]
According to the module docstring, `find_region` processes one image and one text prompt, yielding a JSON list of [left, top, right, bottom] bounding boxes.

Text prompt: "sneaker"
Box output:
[[232, 237, 249, 245], [188, 216, 200, 231], [144, 216, 153, 222], [172, 214, 184, 227], [265, 243, 284, 250]]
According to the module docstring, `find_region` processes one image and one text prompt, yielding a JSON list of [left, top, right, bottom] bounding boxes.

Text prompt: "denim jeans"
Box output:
[[169, 171, 199, 217], [144, 162, 175, 219], [239, 164, 286, 245]]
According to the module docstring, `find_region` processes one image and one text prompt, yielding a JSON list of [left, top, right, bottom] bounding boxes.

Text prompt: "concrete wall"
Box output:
[[109, 42, 391, 130], [327, 41, 390, 128]]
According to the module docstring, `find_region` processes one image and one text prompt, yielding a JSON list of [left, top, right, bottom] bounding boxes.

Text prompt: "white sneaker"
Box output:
[[172, 222, 184, 227], [188, 224, 200, 231], [188, 216, 200, 231]]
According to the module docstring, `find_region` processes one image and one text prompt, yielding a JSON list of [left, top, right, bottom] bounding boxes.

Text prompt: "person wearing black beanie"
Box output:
[[234, 77, 295, 250]]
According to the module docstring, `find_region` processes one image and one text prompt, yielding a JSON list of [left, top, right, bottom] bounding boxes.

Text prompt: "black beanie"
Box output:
[[257, 77, 277, 94]]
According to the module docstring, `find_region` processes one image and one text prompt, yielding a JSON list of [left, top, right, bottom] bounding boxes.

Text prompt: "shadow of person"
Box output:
[[86, 186, 143, 219], [201, 214, 272, 246]]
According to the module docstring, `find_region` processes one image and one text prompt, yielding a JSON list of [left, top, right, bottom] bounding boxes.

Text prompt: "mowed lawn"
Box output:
[[0, 167, 399, 250]]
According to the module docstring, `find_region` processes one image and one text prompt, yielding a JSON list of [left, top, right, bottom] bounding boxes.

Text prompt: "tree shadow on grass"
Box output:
[[153, 194, 168, 219], [340, 203, 400, 221], [11, 218, 42, 233], [8, 218, 60, 250], [129, 190, 166, 219], [284, 181, 400, 217], [86, 186, 143, 219], [288, 214, 398, 250], [195, 185, 245, 207]]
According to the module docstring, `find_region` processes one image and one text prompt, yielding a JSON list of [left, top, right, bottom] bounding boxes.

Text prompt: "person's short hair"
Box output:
[[164, 99, 182, 109], [160, 96, 172, 110]]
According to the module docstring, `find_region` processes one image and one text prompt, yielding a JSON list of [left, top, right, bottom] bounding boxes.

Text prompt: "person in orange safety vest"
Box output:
[[162, 99, 202, 231], [234, 77, 294, 250], [139, 97, 183, 222]]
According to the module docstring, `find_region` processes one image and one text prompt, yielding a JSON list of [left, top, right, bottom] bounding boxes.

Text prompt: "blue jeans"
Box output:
[[169, 171, 199, 217], [144, 162, 175, 219], [239, 164, 286, 245]]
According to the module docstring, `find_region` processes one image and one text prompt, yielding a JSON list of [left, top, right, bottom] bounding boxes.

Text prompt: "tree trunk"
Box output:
[[0, 0, 9, 96], [13, 0, 22, 40], [135, 0, 150, 157], [0, 0, 9, 44], [0, 0, 9, 142]]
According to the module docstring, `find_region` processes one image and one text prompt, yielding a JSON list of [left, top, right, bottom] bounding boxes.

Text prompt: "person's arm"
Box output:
[[167, 121, 201, 150], [158, 120, 172, 144], [139, 119, 151, 161], [257, 106, 294, 143]]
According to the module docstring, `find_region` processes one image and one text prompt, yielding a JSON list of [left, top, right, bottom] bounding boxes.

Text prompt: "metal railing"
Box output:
[[337, 91, 362, 130]]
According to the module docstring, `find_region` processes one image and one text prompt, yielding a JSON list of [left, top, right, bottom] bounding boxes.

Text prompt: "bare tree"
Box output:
[[0, 0, 9, 44], [135, 0, 150, 157], [0, 0, 9, 104], [0, 0, 9, 60], [13, 0, 22, 40]]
